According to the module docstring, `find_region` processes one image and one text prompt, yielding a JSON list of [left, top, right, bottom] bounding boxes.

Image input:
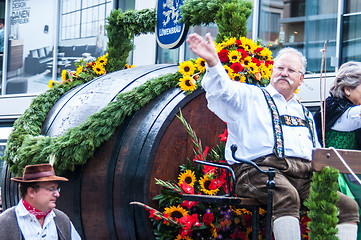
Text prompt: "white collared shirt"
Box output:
[[15, 200, 81, 240], [332, 105, 361, 131], [202, 62, 320, 164]]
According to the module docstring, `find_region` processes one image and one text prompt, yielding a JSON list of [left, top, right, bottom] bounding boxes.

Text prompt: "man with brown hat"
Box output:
[[0, 164, 81, 239]]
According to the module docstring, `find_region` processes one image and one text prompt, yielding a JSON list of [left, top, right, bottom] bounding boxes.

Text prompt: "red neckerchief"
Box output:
[[22, 199, 51, 219]]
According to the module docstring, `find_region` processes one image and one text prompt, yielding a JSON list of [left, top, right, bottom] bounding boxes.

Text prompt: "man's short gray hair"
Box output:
[[274, 47, 307, 74], [330, 61, 361, 98]]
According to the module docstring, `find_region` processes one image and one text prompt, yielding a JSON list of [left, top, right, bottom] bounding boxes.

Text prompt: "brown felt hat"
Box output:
[[11, 164, 68, 183]]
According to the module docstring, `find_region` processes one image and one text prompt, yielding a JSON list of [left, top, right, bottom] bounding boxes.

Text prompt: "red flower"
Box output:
[[193, 146, 209, 161], [230, 62, 244, 73], [203, 164, 217, 175], [179, 214, 200, 237], [181, 182, 194, 194], [202, 212, 215, 225], [148, 209, 161, 220], [265, 60, 274, 67], [218, 128, 228, 142], [252, 57, 261, 66], [237, 48, 248, 58], [180, 200, 198, 209], [254, 47, 263, 53], [218, 49, 229, 63], [236, 40, 242, 46]]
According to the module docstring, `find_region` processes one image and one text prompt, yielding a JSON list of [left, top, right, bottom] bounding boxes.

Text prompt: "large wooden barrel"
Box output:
[[1, 64, 226, 239]]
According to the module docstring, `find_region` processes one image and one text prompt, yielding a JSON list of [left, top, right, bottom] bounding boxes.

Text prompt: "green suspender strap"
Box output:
[[260, 88, 317, 159]]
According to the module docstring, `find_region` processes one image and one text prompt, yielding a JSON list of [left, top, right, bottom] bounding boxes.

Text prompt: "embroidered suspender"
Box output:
[[260, 88, 316, 159], [301, 104, 317, 148], [260, 88, 285, 159]]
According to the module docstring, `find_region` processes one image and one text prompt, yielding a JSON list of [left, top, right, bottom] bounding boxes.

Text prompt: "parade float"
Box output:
[[1, 0, 342, 239]]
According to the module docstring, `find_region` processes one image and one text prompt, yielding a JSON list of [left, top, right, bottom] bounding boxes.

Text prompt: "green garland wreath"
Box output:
[[3, 72, 180, 176]]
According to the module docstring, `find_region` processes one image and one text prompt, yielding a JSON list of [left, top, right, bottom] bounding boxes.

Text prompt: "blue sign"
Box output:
[[156, 0, 188, 49]]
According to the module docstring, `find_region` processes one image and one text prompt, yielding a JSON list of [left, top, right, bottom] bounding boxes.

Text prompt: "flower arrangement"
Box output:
[[178, 37, 273, 93], [48, 54, 110, 88], [132, 111, 311, 240]]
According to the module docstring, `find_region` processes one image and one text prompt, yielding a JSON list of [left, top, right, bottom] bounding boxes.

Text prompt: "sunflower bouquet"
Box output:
[[48, 53, 109, 88], [133, 112, 271, 240], [178, 37, 273, 93]]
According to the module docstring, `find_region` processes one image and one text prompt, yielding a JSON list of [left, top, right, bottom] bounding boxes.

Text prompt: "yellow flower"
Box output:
[[92, 62, 106, 75], [295, 88, 299, 94], [178, 169, 197, 187], [223, 65, 234, 78], [48, 79, 55, 88], [248, 62, 259, 74], [239, 75, 246, 83], [211, 223, 218, 238], [97, 54, 108, 66], [242, 56, 253, 67], [61, 69, 67, 81], [216, 43, 223, 53], [75, 65, 83, 76], [246, 227, 252, 238], [179, 75, 197, 92], [125, 64, 136, 69], [195, 58, 206, 73], [259, 207, 266, 216], [228, 50, 241, 63], [199, 175, 219, 195], [224, 37, 236, 46], [163, 205, 188, 220], [175, 235, 193, 240], [178, 61, 195, 76]]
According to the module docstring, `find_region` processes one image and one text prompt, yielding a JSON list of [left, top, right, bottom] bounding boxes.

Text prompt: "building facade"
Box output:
[[0, 0, 360, 170]]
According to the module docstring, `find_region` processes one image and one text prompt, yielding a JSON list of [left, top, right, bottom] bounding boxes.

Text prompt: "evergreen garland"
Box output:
[[4, 72, 180, 176], [106, 8, 157, 72], [180, 0, 253, 42], [304, 166, 340, 240]]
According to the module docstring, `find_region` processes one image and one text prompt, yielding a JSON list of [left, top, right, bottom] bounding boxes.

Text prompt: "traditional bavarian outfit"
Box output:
[[0, 164, 81, 240], [202, 62, 359, 228], [315, 95, 361, 238]]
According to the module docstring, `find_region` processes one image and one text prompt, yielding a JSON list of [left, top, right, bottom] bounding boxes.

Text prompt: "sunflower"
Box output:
[[61, 69, 67, 81], [175, 235, 193, 240], [241, 56, 253, 67], [224, 37, 236, 46], [178, 169, 197, 187], [199, 175, 219, 195], [231, 73, 241, 82], [179, 75, 197, 92], [239, 75, 246, 83], [223, 65, 234, 78], [125, 64, 136, 69], [228, 50, 241, 63], [215, 42, 223, 53], [163, 205, 188, 220], [75, 65, 83, 76], [178, 61, 195, 76], [48, 79, 55, 89], [92, 62, 106, 75], [97, 54, 108, 66], [195, 58, 206, 72]]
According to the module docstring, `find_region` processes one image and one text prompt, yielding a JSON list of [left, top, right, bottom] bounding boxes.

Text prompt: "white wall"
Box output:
[[132, 0, 157, 66], [13, 0, 56, 57]]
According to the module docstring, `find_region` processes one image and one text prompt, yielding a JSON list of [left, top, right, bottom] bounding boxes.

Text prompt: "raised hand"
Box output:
[[186, 33, 219, 67]]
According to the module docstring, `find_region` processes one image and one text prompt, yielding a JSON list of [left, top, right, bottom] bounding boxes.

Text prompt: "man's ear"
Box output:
[[298, 74, 304, 86], [27, 186, 37, 198]]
